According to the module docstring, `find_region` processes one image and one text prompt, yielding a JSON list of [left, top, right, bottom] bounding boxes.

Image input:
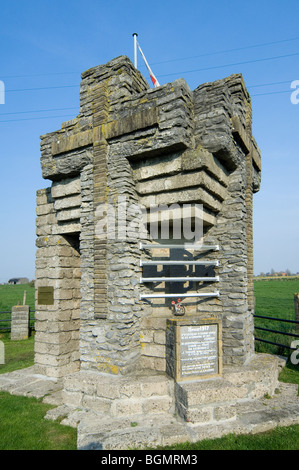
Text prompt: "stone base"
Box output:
[[47, 352, 298, 449], [75, 381, 299, 450], [61, 370, 175, 417], [176, 353, 279, 423], [1, 354, 298, 450]]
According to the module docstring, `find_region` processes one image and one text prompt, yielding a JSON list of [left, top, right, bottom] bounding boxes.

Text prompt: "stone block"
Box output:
[[53, 194, 82, 210], [51, 177, 81, 198], [153, 330, 166, 345], [142, 343, 165, 359], [96, 381, 121, 400], [140, 377, 171, 398], [82, 395, 112, 414], [111, 399, 143, 417], [143, 396, 172, 414], [11, 306, 29, 341], [176, 379, 248, 407], [177, 403, 213, 424], [119, 382, 142, 399], [56, 208, 81, 222], [213, 404, 237, 421], [62, 390, 83, 407]]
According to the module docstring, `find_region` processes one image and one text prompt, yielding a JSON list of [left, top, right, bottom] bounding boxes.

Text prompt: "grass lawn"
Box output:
[[0, 283, 35, 331], [0, 331, 77, 450], [0, 283, 35, 312], [0, 332, 35, 374], [0, 392, 77, 450], [254, 278, 299, 320], [254, 278, 299, 355]]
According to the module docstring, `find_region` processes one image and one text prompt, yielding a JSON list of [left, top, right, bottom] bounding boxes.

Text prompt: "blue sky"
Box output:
[[0, 0, 298, 282]]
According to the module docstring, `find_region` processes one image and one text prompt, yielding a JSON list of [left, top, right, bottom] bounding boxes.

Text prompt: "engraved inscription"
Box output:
[[180, 324, 218, 377]]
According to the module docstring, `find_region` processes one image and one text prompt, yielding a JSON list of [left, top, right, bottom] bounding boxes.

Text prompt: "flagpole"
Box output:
[[132, 33, 160, 87], [133, 33, 138, 68]]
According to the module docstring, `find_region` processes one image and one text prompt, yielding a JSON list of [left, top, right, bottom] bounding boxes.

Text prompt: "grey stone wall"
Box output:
[[35, 55, 261, 377], [35, 188, 81, 378]]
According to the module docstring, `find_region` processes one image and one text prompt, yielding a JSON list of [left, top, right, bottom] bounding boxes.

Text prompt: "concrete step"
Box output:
[[0, 366, 62, 399], [175, 353, 282, 423], [62, 370, 175, 418], [176, 378, 249, 423], [177, 380, 299, 426], [222, 353, 280, 399], [76, 383, 299, 450], [176, 378, 249, 407], [77, 412, 191, 450]]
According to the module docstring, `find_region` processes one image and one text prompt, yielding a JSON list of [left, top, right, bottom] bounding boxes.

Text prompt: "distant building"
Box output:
[[8, 277, 29, 285]]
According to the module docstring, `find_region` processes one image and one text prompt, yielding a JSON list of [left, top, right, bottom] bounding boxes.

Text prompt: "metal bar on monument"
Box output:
[[140, 260, 219, 266], [140, 276, 220, 283], [140, 292, 220, 299], [140, 243, 219, 250]]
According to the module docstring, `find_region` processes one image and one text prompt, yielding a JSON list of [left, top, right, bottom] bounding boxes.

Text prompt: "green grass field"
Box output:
[[0, 333, 35, 373], [0, 391, 77, 450], [0, 283, 35, 311], [254, 278, 299, 319], [254, 278, 299, 356], [0, 283, 35, 331]]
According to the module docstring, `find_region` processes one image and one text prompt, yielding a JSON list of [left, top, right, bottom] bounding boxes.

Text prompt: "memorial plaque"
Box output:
[[180, 324, 218, 377], [166, 317, 222, 381], [37, 286, 54, 305]]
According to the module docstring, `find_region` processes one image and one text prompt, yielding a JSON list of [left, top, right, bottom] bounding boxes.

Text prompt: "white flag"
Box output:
[[137, 42, 160, 88]]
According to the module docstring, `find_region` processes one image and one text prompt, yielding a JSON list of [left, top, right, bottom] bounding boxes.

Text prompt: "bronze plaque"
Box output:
[[37, 287, 54, 305]]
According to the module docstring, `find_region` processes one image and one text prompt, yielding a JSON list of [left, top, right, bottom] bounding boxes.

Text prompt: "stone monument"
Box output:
[[34, 56, 284, 449], [11, 305, 30, 341]]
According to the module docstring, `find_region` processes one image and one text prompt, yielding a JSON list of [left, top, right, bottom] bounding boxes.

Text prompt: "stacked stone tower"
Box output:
[[33, 56, 284, 449], [35, 56, 261, 377]]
